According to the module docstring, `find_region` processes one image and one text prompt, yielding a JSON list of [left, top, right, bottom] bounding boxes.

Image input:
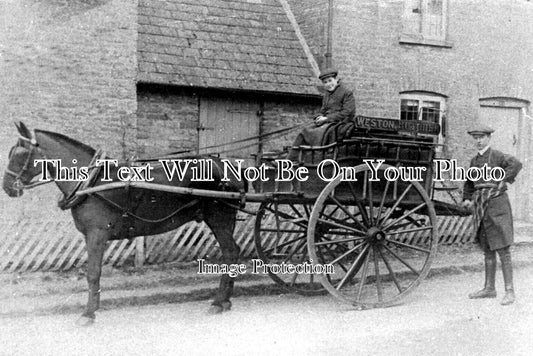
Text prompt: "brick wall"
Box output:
[[289, 0, 533, 218], [261, 96, 321, 152], [293, 0, 533, 163], [0, 0, 138, 221], [136, 86, 198, 157], [136, 87, 321, 157]]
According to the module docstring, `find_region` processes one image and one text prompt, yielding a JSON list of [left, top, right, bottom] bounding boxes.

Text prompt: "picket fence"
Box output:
[[0, 213, 474, 273]]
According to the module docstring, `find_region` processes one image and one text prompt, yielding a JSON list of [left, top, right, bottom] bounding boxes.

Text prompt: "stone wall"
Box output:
[[0, 0, 138, 221]]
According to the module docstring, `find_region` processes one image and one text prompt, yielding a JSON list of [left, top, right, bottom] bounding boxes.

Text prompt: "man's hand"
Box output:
[[462, 200, 474, 210], [314, 115, 328, 126]]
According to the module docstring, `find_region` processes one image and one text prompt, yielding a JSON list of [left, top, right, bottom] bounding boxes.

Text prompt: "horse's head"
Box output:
[[3, 122, 43, 197]]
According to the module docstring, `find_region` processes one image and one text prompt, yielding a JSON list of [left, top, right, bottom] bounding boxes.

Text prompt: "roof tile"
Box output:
[[138, 0, 319, 96]]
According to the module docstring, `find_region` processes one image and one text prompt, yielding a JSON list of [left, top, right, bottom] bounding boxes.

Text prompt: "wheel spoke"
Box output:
[[329, 240, 366, 266], [346, 181, 371, 227], [319, 210, 364, 232], [265, 205, 308, 229], [384, 238, 431, 254], [289, 204, 304, 218], [255, 202, 324, 295], [386, 225, 433, 235], [273, 202, 282, 246], [328, 194, 367, 231], [376, 179, 391, 223], [322, 230, 367, 237], [337, 243, 370, 291], [289, 270, 299, 286], [378, 183, 413, 225], [317, 218, 366, 236], [368, 178, 374, 226], [381, 243, 420, 276], [264, 234, 306, 254], [329, 194, 365, 228], [260, 228, 307, 234], [382, 202, 427, 231], [282, 239, 307, 264], [355, 247, 371, 300], [315, 236, 366, 246], [384, 220, 422, 232], [377, 245, 403, 293], [321, 244, 348, 273], [303, 204, 311, 217], [373, 246, 383, 302], [321, 205, 341, 220]]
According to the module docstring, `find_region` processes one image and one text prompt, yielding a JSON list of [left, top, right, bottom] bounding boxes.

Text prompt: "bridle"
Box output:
[[5, 135, 53, 195]]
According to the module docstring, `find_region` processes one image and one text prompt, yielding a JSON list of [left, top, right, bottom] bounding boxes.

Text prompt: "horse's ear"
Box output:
[[15, 121, 32, 139]]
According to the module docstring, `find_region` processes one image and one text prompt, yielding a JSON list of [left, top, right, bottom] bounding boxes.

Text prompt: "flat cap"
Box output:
[[467, 124, 495, 135], [318, 68, 338, 80]]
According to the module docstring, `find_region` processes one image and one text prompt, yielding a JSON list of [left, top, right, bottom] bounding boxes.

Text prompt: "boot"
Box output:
[[469, 252, 497, 299], [498, 247, 515, 306]]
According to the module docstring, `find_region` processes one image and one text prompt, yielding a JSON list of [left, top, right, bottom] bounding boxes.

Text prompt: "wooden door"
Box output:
[[479, 105, 524, 219], [198, 96, 260, 166]]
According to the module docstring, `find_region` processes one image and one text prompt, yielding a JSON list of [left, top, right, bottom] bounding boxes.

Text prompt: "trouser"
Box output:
[[482, 246, 513, 293], [287, 124, 331, 161]]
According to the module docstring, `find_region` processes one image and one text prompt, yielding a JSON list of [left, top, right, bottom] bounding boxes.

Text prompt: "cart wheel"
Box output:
[[307, 163, 438, 308], [254, 202, 324, 294]]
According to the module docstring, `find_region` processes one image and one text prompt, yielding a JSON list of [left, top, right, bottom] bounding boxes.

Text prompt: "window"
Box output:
[[400, 91, 447, 143], [400, 0, 451, 47]]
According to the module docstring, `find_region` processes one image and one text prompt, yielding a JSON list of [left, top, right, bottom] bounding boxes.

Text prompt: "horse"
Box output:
[[2, 122, 245, 326]]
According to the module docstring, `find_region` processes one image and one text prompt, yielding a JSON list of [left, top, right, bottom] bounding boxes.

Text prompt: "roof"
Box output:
[[137, 0, 320, 96]]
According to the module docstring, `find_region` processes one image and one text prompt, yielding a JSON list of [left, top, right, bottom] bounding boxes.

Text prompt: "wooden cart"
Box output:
[[79, 116, 469, 309], [251, 116, 469, 308]]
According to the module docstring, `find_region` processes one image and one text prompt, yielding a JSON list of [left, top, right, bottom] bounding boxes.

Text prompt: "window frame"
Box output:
[[399, 0, 452, 48], [399, 91, 447, 144]]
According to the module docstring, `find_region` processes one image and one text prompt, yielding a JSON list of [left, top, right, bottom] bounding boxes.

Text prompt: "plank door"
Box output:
[[198, 96, 260, 166], [479, 105, 524, 219]]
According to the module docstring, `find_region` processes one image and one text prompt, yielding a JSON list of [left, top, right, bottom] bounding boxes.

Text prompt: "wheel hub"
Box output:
[[366, 226, 386, 243]]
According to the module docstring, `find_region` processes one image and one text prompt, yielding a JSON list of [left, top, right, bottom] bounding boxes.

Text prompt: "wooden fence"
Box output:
[[0, 214, 474, 273]]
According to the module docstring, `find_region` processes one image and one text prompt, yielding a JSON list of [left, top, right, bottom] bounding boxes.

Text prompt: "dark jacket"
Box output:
[[463, 148, 522, 250], [319, 82, 356, 123]]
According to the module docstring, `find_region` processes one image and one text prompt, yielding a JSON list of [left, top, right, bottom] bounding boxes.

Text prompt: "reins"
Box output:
[[135, 122, 308, 162]]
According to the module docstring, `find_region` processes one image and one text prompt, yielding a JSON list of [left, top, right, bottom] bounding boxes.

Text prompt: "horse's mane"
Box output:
[[35, 129, 97, 155]]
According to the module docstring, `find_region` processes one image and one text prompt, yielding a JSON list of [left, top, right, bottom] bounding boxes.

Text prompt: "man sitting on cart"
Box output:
[[288, 68, 356, 161]]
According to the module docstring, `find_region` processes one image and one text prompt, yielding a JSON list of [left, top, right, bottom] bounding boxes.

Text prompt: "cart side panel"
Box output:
[[254, 133, 437, 206]]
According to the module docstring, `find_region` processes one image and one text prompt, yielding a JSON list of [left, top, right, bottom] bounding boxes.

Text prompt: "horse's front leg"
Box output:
[[205, 206, 239, 314], [77, 228, 108, 326]]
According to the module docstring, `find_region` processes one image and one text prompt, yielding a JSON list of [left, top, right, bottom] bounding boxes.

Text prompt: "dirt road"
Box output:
[[1, 263, 532, 356]]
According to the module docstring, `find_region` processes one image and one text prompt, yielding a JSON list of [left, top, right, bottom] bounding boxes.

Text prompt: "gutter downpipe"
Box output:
[[325, 0, 333, 68]]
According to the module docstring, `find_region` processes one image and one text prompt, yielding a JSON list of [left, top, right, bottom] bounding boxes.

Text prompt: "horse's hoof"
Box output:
[[207, 301, 231, 315], [76, 316, 95, 327], [220, 301, 232, 312], [207, 305, 224, 315]]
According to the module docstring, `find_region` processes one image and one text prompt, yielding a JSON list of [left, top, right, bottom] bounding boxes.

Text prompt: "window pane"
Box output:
[[428, 0, 443, 15], [401, 99, 419, 121], [421, 101, 440, 123], [424, 0, 444, 38], [403, 0, 422, 34]]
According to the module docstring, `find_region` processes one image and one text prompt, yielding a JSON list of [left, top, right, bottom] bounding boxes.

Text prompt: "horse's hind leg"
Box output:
[[204, 203, 239, 314], [77, 228, 108, 326]]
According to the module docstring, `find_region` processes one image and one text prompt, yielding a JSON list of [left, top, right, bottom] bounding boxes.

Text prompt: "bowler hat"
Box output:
[[467, 124, 495, 136], [318, 68, 338, 80]]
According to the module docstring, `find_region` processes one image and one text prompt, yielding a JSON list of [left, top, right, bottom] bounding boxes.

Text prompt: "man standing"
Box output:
[[288, 68, 356, 160], [462, 124, 522, 305]]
